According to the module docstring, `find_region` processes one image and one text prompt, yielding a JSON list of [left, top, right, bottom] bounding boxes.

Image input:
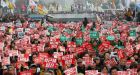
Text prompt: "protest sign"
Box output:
[[0, 42, 4, 56], [18, 32, 25, 38], [8, 50, 18, 56], [53, 52, 63, 58], [106, 35, 115, 41], [117, 50, 125, 59], [44, 62, 58, 69], [0, 26, 6, 31], [61, 54, 75, 66], [34, 57, 42, 64], [85, 70, 99, 75], [60, 35, 67, 42], [67, 42, 76, 52], [38, 53, 49, 60], [90, 31, 99, 39], [19, 70, 33, 75], [64, 67, 77, 75], [76, 38, 83, 45], [16, 23, 22, 27], [18, 54, 29, 62], [129, 30, 136, 37], [117, 71, 129, 75], [30, 23, 36, 28], [2, 57, 10, 66]]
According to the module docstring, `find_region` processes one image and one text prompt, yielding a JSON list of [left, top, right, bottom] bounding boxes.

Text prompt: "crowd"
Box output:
[[0, 16, 140, 75]]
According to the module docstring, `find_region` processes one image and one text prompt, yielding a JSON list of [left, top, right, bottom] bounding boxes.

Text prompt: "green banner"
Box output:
[[90, 31, 99, 39], [60, 35, 67, 42], [76, 38, 83, 45], [129, 30, 136, 36], [107, 35, 115, 41]]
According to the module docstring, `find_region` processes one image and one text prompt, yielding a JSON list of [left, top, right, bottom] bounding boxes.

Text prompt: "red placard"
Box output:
[[2, 57, 10, 66], [18, 54, 29, 62], [126, 60, 132, 66], [127, 69, 138, 75], [53, 52, 63, 58], [49, 37, 60, 49], [59, 46, 65, 52], [8, 50, 18, 56], [31, 45, 38, 52], [45, 58, 57, 63], [86, 44, 94, 51], [67, 42, 76, 48], [61, 54, 75, 66], [125, 43, 134, 56], [85, 70, 99, 75], [38, 53, 49, 60], [101, 41, 111, 48], [64, 67, 77, 75], [82, 42, 89, 48], [61, 58, 76, 67], [76, 31, 83, 38], [0, 42, 4, 56], [37, 44, 45, 52], [76, 46, 84, 54], [105, 58, 117, 66], [61, 54, 74, 60], [19, 70, 33, 75], [34, 57, 42, 64], [117, 71, 129, 75], [117, 50, 125, 59], [39, 53, 49, 58], [67, 42, 76, 52], [43, 62, 58, 69]]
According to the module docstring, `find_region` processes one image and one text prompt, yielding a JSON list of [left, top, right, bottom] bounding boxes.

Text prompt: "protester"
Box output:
[[125, 8, 133, 21], [0, 15, 139, 75]]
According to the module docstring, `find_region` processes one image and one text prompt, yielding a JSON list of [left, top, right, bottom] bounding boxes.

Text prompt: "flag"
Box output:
[[112, 0, 116, 9], [8, 0, 16, 9], [96, 14, 101, 22], [29, 0, 36, 6], [1, 0, 7, 7], [125, 0, 131, 8], [38, 4, 48, 15]]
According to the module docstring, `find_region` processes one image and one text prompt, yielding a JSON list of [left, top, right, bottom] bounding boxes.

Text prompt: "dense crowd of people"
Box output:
[[0, 16, 139, 75]]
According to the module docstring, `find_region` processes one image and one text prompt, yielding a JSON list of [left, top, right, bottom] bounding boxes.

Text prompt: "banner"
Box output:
[[90, 31, 99, 39]]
